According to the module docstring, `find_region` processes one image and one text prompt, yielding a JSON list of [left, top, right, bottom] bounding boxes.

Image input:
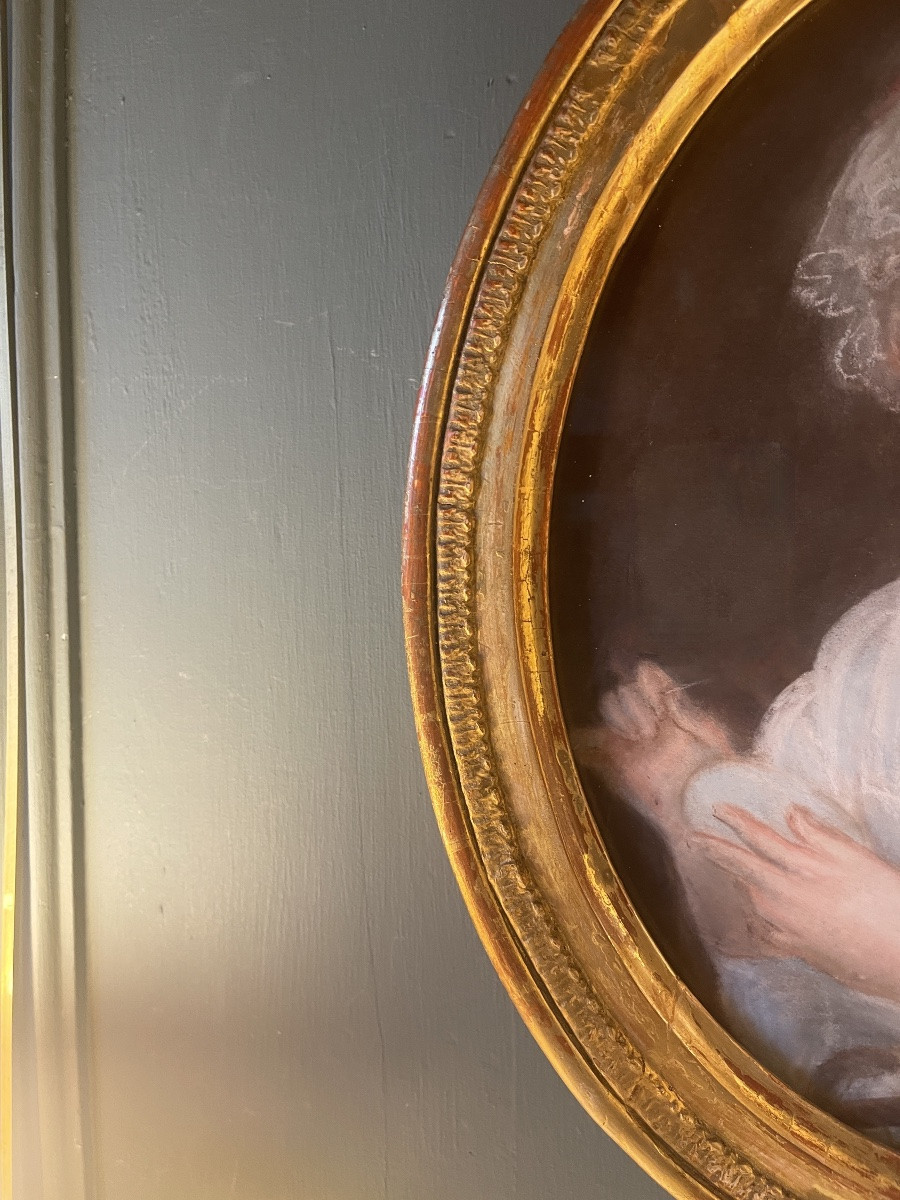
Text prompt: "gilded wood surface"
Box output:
[[404, 0, 900, 1197]]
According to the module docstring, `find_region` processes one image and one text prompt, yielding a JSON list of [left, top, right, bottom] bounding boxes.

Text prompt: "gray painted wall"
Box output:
[[66, 0, 668, 1196]]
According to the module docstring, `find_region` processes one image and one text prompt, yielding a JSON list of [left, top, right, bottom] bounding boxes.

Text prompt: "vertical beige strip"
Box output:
[[8, 0, 88, 1192], [0, 352, 19, 1198], [0, 0, 18, 1184]]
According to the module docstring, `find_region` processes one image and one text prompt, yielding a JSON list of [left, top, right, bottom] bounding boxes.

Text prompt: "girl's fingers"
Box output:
[[786, 805, 858, 852], [633, 660, 676, 717], [712, 804, 818, 871], [667, 692, 733, 752], [615, 683, 659, 740], [691, 832, 787, 889], [633, 660, 701, 733], [640, 663, 735, 753], [741, 900, 793, 954], [600, 690, 640, 740], [602, 660, 734, 750]]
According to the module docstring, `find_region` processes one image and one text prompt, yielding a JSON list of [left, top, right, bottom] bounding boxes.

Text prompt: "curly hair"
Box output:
[[793, 96, 900, 408]]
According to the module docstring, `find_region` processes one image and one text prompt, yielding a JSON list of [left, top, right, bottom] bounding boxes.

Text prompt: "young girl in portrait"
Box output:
[[590, 90, 900, 1140]]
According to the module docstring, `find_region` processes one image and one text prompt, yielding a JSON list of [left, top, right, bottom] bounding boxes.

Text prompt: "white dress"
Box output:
[[681, 579, 900, 1099]]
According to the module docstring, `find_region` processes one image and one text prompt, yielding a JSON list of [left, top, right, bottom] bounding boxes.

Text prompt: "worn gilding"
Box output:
[[403, 0, 900, 1196]]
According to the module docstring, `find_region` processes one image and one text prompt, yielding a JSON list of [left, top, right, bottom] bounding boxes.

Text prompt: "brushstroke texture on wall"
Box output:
[[23, 0, 675, 1195]]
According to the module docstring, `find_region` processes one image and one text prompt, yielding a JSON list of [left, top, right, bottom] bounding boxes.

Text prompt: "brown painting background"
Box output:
[[550, 0, 900, 1008]]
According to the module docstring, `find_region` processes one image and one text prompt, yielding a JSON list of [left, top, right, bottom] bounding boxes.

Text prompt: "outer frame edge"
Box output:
[[402, 2, 721, 1197], [401, 1, 900, 1197]]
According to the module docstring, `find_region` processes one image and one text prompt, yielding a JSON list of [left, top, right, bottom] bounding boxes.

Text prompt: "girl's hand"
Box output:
[[695, 805, 900, 1001], [576, 661, 734, 835]]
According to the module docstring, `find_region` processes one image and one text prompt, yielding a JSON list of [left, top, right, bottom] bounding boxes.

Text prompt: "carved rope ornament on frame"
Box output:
[[403, 1, 900, 1197]]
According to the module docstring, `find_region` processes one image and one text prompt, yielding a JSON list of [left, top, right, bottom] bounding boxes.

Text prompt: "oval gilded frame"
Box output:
[[403, 0, 900, 1197]]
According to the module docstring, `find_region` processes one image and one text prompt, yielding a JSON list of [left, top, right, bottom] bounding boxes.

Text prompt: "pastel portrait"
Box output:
[[550, 0, 900, 1148]]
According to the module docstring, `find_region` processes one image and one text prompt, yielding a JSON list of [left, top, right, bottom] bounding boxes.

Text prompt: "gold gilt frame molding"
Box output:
[[402, 0, 900, 1196]]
